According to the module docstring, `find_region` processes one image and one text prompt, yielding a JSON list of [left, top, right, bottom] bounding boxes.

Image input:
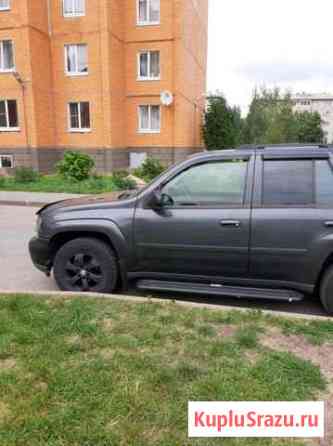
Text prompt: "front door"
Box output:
[[134, 156, 254, 279]]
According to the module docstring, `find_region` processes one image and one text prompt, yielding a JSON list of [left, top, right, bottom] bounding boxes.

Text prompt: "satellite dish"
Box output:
[[160, 91, 174, 106]]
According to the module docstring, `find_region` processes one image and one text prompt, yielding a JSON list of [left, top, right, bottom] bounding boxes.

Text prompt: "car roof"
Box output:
[[190, 144, 333, 160]]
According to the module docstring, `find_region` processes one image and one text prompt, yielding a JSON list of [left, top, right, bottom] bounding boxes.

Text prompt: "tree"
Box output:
[[294, 111, 324, 143], [202, 94, 242, 150], [241, 87, 324, 145]]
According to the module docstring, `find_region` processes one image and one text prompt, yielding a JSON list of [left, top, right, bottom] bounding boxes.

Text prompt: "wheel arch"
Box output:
[[315, 251, 333, 293], [48, 221, 130, 290]]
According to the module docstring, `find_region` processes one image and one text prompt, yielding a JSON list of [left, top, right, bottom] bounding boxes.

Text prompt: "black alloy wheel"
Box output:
[[53, 238, 118, 293]]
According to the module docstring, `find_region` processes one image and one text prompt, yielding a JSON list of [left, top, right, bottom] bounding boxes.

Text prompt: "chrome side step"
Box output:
[[136, 280, 304, 303]]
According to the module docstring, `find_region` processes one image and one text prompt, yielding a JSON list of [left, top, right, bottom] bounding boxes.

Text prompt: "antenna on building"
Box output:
[[160, 91, 174, 106]]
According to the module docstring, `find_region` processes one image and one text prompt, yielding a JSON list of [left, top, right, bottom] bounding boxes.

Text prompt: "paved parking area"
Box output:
[[0, 205, 328, 317], [1, 205, 58, 292]]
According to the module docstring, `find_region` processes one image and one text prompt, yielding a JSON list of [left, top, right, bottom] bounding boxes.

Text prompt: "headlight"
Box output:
[[35, 216, 42, 235]]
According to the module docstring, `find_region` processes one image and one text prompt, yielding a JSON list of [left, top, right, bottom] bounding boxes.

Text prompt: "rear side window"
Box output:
[[263, 160, 313, 206], [316, 160, 333, 207]]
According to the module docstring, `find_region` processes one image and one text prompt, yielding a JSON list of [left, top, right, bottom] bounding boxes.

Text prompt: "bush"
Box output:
[[14, 167, 39, 183], [112, 171, 136, 190], [56, 151, 95, 182], [134, 157, 165, 182]]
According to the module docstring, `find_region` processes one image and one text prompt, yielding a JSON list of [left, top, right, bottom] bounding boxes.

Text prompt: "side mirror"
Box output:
[[150, 190, 174, 208]]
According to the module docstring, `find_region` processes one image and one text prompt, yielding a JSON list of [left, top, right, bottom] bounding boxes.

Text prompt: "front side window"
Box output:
[[63, 0, 85, 17], [65, 44, 88, 75], [0, 154, 13, 168], [138, 105, 160, 133], [263, 160, 313, 206], [138, 51, 160, 79], [316, 160, 333, 207], [68, 102, 90, 131], [0, 100, 18, 130], [0, 40, 14, 71], [138, 0, 160, 24], [162, 160, 248, 206], [0, 1, 10, 11]]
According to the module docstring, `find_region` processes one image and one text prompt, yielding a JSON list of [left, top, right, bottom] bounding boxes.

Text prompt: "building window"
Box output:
[[138, 105, 161, 133], [138, 51, 160, 80], [0, 40, 14, 71], [0, 155, 13, 168], [65, 44, 88, 75], [137, 0, 160, 25], [0, 1, 10, 11], [63, 0, 85, 17], [0, 100, 18, 131], [68, 102, 90, 132]]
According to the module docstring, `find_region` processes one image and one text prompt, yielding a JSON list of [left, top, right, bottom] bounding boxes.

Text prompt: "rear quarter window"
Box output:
[[316, 160, 333, 207]]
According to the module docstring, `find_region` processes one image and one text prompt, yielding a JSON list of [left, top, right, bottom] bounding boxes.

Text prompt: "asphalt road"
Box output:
[[0, 205, 328, 317]]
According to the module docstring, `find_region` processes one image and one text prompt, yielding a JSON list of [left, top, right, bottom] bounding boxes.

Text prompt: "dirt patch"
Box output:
[[99, 349, 115, 360], [35, 381, 48, 392], [261, 328, 333, 381], [261, 328, 333, 446], [0, 401, 10, 423], [217, 325, 237, 338], [0, 358, 16, 371], [66, 335, 81, 345], [244, 350, 261, 366], [102, 318, 113, 331]]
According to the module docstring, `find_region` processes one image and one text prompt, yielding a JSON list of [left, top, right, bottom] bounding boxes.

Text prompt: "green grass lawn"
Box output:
[[0, 174, 135, 194], [0, 294, 332, 446]]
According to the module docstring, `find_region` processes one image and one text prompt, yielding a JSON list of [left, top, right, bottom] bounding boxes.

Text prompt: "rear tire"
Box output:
[[319, 265, 333, 315], [53, 238, 118, 294]]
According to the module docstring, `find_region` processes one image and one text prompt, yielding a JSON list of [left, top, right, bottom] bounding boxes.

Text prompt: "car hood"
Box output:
[[37, 191, 137, 215]]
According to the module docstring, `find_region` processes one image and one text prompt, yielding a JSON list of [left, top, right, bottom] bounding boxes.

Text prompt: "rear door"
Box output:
[[134, 154, 254, 279], [250, 150, 332, 287]]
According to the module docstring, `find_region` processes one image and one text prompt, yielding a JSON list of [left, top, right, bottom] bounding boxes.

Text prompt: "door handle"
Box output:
[[220, 220, 241, 228], [325, 221, 333, 227]]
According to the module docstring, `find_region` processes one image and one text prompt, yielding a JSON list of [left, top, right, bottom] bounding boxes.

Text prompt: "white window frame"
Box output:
[[137, 51, 160, 81], [0, 99, 19, 131], [0, 0, 10, 12], [0, 40, 15, 72], [138, 105, 161, 134], [63, 0, 85, 18], [137, 0, 160, 26], [68, 102, 91, 133], [0, 154, 14, 168], [65, 44, 88, 76]]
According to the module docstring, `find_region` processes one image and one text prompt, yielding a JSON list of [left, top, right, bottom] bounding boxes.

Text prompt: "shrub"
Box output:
[[0, 176, 5, 187], [56, 151, 95, 182], [112, 171, 136, 190], [134, 157, 165, 182], [14, 167, 39, 183]]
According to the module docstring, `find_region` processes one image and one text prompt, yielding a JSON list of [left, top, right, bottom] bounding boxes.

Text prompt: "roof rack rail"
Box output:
[[238, 143, 330, 150]]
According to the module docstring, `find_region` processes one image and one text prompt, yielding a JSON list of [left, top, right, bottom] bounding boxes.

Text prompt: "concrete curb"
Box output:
[[0, 200, 44, 207], [0, 290, 331, 322]]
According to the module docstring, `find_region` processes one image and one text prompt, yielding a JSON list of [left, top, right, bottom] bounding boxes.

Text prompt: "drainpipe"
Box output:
[[12, 72, 30, 148], [47, 0, 52, 35]]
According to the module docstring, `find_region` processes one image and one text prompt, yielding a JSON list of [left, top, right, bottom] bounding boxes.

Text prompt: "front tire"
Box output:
[[319, 265, 333, 315], [53, 238, 118, 294]]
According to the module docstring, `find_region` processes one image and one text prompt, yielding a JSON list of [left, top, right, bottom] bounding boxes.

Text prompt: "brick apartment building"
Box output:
[[0, 0, 208, 173]]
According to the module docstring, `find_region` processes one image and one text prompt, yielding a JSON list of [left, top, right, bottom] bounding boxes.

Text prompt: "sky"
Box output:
[[207, 0, 333, 115]]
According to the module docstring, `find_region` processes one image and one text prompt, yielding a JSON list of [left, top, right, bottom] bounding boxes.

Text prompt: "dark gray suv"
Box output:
[[29, 144, 333, 315]]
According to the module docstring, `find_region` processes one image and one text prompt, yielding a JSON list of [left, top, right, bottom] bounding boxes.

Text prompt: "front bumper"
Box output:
[[29, 236, 52, 275]]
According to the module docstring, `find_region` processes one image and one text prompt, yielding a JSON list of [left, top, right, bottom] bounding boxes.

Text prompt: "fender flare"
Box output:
[[49, 219, 130, 289]]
